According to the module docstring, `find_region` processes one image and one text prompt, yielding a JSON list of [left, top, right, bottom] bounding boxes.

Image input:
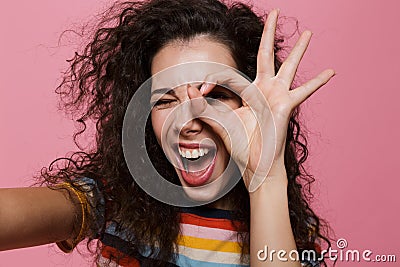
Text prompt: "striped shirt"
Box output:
[[98, 206, 249, 266], [57, 177, 321, 267]]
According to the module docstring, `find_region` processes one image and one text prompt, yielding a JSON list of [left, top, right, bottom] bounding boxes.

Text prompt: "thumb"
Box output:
[[187, 86, 229, 142], [187, 86, 249, 161]]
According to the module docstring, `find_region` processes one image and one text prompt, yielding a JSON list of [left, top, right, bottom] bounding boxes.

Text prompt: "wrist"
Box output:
[[248, 158, 288, 196], [249, 175, 288, 210], [267, 157, 287, 181]]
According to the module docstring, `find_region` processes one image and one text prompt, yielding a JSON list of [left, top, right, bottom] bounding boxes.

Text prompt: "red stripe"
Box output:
[[101, 245, 141, 267], [180, 213, 241, 231]]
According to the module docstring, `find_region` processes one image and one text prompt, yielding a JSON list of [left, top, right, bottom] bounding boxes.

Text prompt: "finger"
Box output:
[[188, 85, 209, 115], [187, 86, 231, 141], [200, 81, 249, 109], [290, 69, 335, 107], [201, 68, 251, 96], [257, 9, 279, 78], [199, 82, 217, 95], [239, 83, 268, 111], [276, 30, 312, 86], [188, 86, 253, 164]]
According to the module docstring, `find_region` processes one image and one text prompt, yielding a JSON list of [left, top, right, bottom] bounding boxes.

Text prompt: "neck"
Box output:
[[205, 195, 234, 210]]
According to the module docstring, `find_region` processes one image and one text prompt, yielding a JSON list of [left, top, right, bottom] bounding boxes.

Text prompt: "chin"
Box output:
[[180, 177, 226, 203], [177, 163, 240, 204]]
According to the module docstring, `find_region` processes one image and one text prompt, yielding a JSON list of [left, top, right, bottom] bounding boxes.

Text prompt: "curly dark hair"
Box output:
[[37, 0, 333, 266]]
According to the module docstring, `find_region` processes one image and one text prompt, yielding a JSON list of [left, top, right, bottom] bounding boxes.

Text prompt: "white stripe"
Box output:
[[177, 245, 249, 265], [180, 223, 240, 242]]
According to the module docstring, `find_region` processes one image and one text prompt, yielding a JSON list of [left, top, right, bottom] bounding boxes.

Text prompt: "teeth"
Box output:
[[179, 148, 210, 159]]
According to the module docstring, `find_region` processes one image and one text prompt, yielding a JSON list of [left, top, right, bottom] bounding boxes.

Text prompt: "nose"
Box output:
[[178, 117, 203, 138], [173, 85, 203, 138]]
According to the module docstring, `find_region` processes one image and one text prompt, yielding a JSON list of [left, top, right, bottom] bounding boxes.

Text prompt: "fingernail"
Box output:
[[200, 83, 208, 95]]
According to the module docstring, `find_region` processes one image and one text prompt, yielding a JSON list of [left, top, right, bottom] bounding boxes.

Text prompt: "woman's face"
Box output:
[[150, 35, 242, 203]]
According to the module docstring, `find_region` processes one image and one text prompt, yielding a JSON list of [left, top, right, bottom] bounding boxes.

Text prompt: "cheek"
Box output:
[[151, 110, 165, 143]]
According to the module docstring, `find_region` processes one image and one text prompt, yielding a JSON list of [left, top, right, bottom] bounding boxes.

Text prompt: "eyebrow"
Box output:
[[150, 88, 177, 97]]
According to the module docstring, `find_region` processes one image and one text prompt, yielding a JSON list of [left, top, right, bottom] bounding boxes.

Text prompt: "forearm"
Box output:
[[249, 160, 300, 267], [0, 186, 80, 251]]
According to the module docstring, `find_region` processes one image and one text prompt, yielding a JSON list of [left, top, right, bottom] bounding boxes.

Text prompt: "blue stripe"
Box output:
[[180, 206, 234, 219], [173, 253, 248, 267]]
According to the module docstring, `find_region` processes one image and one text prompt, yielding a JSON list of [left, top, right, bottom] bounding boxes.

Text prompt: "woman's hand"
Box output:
[[188, 9, 335, 192], [252, 9, 334, 161]]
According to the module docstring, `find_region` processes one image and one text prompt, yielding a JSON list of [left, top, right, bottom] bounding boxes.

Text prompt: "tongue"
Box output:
[[181, 152, 216, 186], [185, 152, 213, 172]]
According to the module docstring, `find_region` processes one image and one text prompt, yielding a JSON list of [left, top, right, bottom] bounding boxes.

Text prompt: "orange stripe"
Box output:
[[101, 245, 140, 267], [180, 213, 241, 231], [177, 234, 242, 253]]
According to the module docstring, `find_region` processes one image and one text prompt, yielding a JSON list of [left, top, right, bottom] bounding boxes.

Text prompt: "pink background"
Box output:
[[1, 0, 399, 266]]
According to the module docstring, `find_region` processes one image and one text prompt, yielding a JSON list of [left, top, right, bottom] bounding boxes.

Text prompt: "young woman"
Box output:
[[0, 0, 335, 266]]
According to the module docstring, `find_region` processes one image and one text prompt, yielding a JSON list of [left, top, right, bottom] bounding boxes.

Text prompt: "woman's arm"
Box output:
[[250, 158, 300, 267], [0, 186, 81, 251], [246, 7, 333, 266]]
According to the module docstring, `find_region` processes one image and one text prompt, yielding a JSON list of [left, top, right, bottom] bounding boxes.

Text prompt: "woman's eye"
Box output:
[[153, 99, 177, 108], [205, 92, 231, 105], [206, 93, 230, 100]]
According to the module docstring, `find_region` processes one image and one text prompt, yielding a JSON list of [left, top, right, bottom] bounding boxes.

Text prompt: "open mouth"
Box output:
[[173, 143, 217, 186]]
